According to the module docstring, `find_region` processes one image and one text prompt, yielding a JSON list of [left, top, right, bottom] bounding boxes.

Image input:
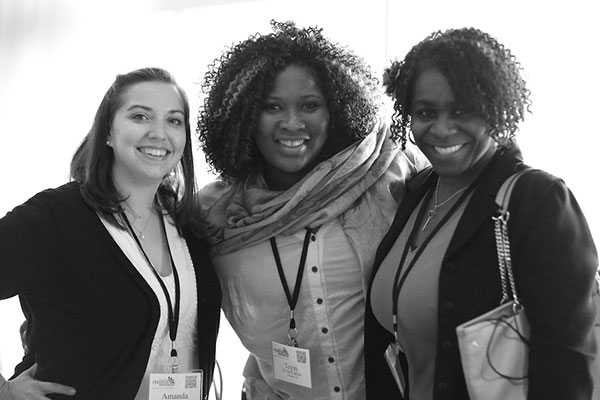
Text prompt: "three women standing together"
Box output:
[[0, 20, 597, 400]]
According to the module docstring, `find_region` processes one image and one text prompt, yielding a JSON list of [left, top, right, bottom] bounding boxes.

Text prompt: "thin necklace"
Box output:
[[422, 179, 468, 231], [125, 203, 154, 240]]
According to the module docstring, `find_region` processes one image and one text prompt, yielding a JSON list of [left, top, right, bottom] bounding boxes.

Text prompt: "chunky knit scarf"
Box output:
[[198, 120, 424, 276]]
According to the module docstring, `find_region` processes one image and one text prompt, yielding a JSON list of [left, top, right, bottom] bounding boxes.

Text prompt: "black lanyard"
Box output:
[[390, 183, 474, 353], [122, 211, 181, 372], [389, 150, 500, 354], [270, 228, 314, 347]]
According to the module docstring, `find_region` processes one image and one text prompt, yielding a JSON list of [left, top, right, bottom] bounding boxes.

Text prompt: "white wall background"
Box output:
[[0, 0, 598, 398]]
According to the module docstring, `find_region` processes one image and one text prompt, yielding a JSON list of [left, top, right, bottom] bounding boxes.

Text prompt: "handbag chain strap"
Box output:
[[492, 169, 531, 310]]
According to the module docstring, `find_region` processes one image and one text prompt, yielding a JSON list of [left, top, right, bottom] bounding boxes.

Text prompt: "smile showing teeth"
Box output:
[[433, 144, 463, 155], [139, 147, 168, 157], [278, 139, 306, 148]]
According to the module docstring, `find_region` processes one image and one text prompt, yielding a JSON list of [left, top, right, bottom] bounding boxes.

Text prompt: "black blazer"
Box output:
[[365, 146, 598, 400], [0, 181, 221, 399]]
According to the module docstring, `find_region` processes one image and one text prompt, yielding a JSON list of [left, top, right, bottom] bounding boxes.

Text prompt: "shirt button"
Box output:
[[442, 301, 455, 311], [438, 382, 448, 391], [328, 356, 335, 363], [445, 262, 457, 273], [311, 234, 316, 241], [316, 298, 323, 305], [334, 386, 341, 392], [311, 266, 318, 273], [442, 340, 453, 349], [321, 327, 328, 334]]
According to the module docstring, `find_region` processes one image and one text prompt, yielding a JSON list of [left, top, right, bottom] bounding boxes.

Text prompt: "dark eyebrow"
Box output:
[[265, 94, 325, 101], [411, 99, 432, 107], [126, 105, 184, 115], [126, 104, 152, 112], [263, 96, 280, 101]]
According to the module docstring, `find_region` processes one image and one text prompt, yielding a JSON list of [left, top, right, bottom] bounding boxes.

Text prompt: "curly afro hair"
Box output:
[[383, 27, 531, 149], [197, 20, 382, 180]]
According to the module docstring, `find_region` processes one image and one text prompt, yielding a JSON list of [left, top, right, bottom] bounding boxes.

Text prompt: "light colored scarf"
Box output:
[[198, 120, 423, 274]]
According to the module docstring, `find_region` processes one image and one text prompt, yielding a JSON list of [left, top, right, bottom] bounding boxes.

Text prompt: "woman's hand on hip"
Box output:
[[0, 363, 76, 399]]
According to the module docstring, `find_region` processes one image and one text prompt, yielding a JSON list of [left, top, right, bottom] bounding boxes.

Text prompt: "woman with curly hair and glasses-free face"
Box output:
[[197, 20, 426, 399], [0, 68, 221, 399], [365, 28, 598, 399]]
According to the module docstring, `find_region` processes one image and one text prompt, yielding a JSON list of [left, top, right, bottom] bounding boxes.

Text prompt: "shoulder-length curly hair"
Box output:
[[70, 67, 196, 229], [197, 20, 381, 180], [383, 27, 531, 149]]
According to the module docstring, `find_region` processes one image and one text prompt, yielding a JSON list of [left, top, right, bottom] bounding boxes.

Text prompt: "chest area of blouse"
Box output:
[[213, 219, 363, 302]]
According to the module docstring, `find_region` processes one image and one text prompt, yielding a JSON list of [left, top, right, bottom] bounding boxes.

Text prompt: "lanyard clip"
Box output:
[[288, 310, 299, 347], [168, 346, 179, 373]]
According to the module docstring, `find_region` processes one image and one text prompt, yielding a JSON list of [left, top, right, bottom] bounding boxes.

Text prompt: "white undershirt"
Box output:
[[99, 214, 199, 400]]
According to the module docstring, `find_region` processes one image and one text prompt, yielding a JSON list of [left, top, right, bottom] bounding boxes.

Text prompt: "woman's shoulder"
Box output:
[[521, 167, 562, 185], [193, 178, 239, 237], [504, 167, 582, 230], [496, 146, 565, 194], [0, 181, 86, 237], [196, 178, 234, 209], [514, 167, 568, 200], [41, 181, 82, 200], [9, 181, 81, 214]]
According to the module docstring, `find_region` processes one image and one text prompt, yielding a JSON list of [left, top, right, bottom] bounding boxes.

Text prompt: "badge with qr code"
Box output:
[[272, 341, 312, 388], [149, 371, 203, 400]]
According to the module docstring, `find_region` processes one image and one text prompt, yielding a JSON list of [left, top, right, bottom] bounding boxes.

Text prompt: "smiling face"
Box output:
[[411, 68, 496, 187], [108, 81, 186, 191], [254, 65, 330, 190]]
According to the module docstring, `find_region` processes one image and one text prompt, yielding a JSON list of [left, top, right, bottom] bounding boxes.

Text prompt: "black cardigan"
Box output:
[[365, 146, 598, 400], [0, 181, 221, 399]]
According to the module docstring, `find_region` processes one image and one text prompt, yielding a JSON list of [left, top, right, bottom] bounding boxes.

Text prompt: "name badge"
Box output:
[[149, 371, 203, 400], [272, 341, 312, 388]]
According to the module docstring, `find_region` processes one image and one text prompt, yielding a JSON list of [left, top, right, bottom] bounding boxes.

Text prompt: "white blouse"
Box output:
[[213, 218, 367, 400]]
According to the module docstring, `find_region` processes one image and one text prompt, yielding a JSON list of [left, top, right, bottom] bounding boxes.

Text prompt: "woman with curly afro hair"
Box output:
[[196, 20, 426, 399], [366, 28, 599, 399]]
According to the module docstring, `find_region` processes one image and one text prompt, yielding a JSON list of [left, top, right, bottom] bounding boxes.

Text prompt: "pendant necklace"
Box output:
[[125, 203, 154, 240], [422, 179, 468, 231]]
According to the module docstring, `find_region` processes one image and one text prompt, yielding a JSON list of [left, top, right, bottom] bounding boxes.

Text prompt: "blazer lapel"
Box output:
[[369, 146, 526, 283], [445, 147, 525, 259], [444, 181, 499, 258]]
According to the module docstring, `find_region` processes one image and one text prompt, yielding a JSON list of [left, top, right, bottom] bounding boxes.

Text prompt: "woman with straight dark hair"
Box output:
[[0, 67, 221, 399]]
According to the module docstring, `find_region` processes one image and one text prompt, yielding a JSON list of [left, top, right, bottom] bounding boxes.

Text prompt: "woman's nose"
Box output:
[[430, 116, 457, 136], [280, 110, 306, 131], [148, 121, 168, 139]]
